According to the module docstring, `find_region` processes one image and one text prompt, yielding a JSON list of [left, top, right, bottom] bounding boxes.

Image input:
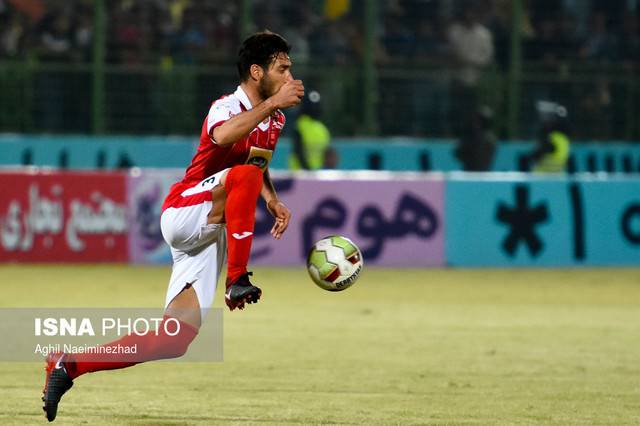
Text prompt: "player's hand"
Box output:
[[267, 199, 291, 239], [270, 80, 304, 110]]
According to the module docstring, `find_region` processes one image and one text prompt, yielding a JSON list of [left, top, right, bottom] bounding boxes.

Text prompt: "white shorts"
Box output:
[[160, 169, 229, 313]]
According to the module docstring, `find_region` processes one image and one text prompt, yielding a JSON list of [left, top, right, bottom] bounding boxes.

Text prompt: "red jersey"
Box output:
[[162, 86, 285, 211]]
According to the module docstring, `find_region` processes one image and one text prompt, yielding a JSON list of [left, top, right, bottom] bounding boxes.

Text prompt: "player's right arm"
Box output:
[[212, 80, 304, 146]]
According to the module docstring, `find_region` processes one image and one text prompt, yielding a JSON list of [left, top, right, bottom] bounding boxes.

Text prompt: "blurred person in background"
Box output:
[[413, 14, 450, 136], [619, 13, 640, 66], [35, 6, 74, 132], [281, 2, 319, 64], [171, 4, 207, 64], [289, 90, 332, 170], [0, 5, 28, 58], [576, 76, 613, 140], [454, 105, 496, 171], [447, 1, 494, 136], [528, 100, 570, 173], [579, 11, 617, 62]]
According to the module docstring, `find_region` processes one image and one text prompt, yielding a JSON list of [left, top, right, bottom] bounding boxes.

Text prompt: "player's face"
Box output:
[[258, 52, 292, 100]]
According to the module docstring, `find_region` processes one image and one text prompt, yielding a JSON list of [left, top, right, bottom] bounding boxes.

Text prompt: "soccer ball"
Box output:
[[306, 235, 363, 291]]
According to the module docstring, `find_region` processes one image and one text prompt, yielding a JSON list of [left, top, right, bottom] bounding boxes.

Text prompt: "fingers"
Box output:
[[272, 80, 305, 109], [284, 80, 305, 103], [287, 79, 304, 89], [267, 201, 291, 239], [270, 213, 290, 240], [270, 217, 287, 239], [270, 221, 282, 239], [292, 80, 304, 97]]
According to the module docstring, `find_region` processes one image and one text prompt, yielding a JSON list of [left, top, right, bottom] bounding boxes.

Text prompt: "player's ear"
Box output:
[[250, 64, 263, 82]]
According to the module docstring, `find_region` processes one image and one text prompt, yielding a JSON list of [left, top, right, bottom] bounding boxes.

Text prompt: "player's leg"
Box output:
[[165, 285, 202, 328], [42, 305, 199, 421], [60, 203, 220, 377], [42, 199, 221, 421], [207, 182, 226, 224], [220, 165, 262, 282], [211, 165, 264, 310]]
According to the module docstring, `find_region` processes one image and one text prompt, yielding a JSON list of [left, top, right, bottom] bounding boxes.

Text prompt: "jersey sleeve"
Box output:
[[206, 97, 234, 138], [276, 110, 286, 130]]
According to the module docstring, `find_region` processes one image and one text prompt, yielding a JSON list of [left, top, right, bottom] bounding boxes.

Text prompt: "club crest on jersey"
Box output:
[[245, 146, 273, 171], [271, 118, 284, 130]]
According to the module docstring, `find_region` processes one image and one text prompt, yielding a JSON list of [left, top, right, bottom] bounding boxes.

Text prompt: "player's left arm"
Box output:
[[261, 169, 291, 239]]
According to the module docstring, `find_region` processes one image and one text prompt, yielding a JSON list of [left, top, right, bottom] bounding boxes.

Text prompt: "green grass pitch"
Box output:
[[0, 265, 639, 425]]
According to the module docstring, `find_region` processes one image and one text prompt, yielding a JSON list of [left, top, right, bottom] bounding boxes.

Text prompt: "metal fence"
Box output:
[[2, 61, 639, 140], [1, 0, 639, 140]]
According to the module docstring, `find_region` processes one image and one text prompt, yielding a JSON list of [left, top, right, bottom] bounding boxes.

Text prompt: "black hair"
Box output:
[[237, 31, 291, 82]]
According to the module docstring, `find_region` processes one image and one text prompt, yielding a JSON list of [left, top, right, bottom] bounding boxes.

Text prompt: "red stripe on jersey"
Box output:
[[162, 185, 212, 210]]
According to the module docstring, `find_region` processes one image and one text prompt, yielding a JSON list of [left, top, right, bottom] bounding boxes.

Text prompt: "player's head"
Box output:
[[237, 31, 292, 100]]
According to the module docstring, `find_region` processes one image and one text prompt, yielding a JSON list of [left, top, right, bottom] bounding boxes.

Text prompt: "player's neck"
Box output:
[[240, 82, 266, 109]]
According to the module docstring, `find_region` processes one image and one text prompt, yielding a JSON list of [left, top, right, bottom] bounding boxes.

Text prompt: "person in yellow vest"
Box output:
[[530, 101, 570, 173], [289, 90, 333, 170]]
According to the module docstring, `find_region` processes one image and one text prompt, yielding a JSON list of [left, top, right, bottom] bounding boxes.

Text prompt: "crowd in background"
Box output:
[[1, 0, 638, 67], [0, 0, 639, 140]]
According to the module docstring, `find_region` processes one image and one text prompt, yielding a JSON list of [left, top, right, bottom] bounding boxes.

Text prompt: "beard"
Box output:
[[258, 74, 278, 100]]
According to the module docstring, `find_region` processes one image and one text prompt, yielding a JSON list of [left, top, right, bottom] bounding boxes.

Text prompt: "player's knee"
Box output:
[[162, 339, 192, 359], [157, 334, 196, 359], [228, 165, 263, 190], [156, 318, 198, 359]]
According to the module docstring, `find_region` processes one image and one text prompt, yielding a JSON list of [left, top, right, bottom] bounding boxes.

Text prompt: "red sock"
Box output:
[[64, 316, 197, 379], [224, 165, 263, 284]]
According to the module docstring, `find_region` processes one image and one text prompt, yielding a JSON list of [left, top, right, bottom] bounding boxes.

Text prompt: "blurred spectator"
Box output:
[[447, 3, 494, 87], [203, 7, 225, 61], [73, 4, 93, 62], [281, 3, 314, 63], [381, 5, 416, 61], [528, 101, 570, 173], [37, 9, 74, 61], [412, 18, 450, 136], [619, 14, 640, 66], [171, 5, 207, 64], [576, 77, 613, 140], [324, 0, 350, 20], [454, 105, 497, 171], [447, 3, 494, 134], [486, 0, 511, 71], [289, 90, 333, 170], [579, 12, 617, 62], [529, 0, 564, 28], [523, 0, 580, 67], [109, 3, 154, 65], [34, 7, 74, 131], [591, 0, 625, 31], [0, 6, 28, 58], [525, 18, 564, 65], [309, 12, 362, 66]]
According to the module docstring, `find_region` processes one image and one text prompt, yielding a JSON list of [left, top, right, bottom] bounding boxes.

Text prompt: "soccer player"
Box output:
[[42, 31, 304, 422]]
